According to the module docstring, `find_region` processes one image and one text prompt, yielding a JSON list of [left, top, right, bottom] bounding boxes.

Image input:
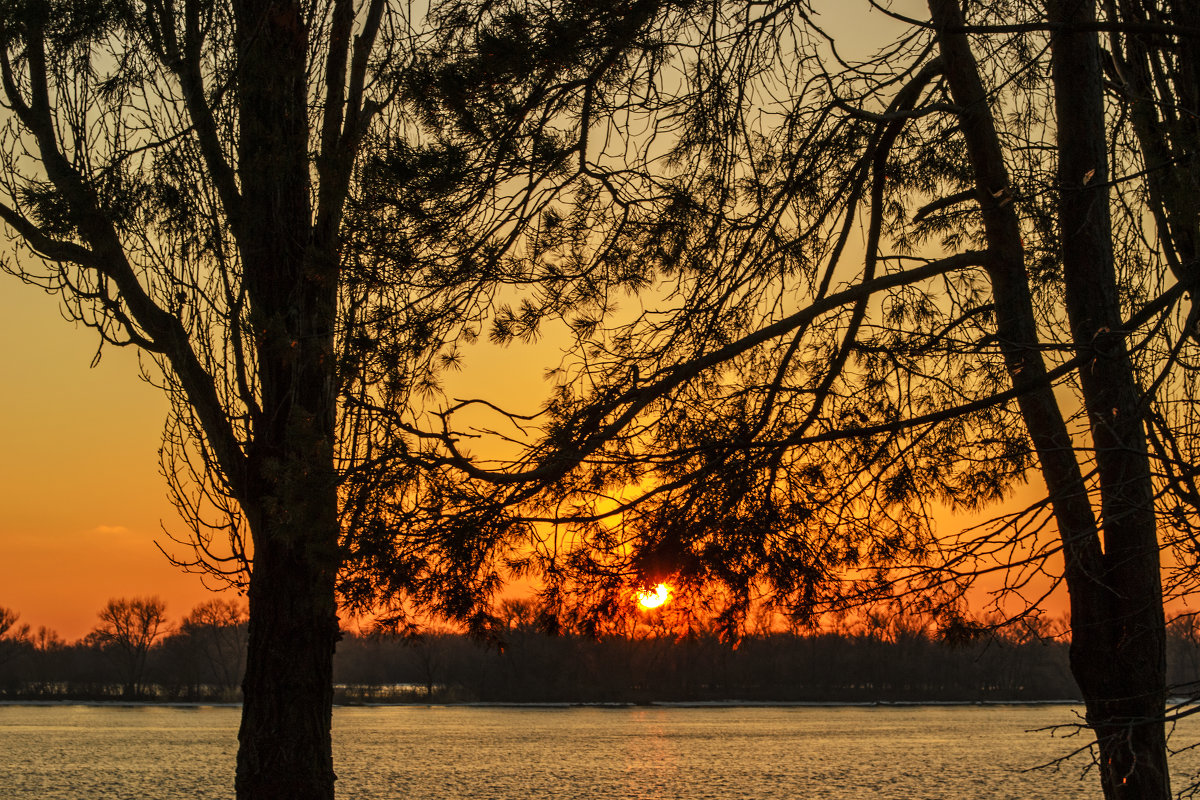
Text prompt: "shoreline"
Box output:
[[0, 697, 1092, 710]]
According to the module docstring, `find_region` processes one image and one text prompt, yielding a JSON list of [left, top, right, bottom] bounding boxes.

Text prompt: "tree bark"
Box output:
[[1048, 0, 1169, 796], [238, 501, 340, 800], [231, 1, 342, 798], [929, 0, 1169, 797]]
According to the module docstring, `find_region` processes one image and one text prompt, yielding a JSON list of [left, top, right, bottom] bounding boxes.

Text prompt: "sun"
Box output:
[[636, 583, 672, 610]]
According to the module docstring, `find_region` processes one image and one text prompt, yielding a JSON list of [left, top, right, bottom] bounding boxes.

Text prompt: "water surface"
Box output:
[[2, 704, 1193, 798]]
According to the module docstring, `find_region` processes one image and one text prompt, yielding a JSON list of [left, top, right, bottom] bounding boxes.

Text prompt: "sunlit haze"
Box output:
[[636, 584, 672, 610]]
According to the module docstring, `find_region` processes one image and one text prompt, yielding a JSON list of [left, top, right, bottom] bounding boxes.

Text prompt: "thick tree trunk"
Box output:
[[231, 1, 342, 798], [929, 1, 1169, 797], [1048, 1, 1169, 796], [237, 485, 340, 800]]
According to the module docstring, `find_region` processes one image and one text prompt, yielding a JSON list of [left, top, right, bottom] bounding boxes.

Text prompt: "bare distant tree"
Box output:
[[89, 597, 168, 698], [0, 606, 21, 639], [180, 598, 247, 694], [0, 606, 30, 668], [30, 626, 62, 653]]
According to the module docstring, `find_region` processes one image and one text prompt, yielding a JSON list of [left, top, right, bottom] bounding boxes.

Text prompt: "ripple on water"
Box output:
[[2, 703, 1193, 799]]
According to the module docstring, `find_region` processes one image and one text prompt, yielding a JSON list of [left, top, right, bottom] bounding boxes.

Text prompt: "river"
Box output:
[[2, 703, 1195, 798]]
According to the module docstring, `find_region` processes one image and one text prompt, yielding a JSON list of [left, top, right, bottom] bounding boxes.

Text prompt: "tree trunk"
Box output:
[[237, 496, 340, 800], [232, 1, 343, 797], [1048, 1, 1169, 796], [929, 0, 1169, 797]]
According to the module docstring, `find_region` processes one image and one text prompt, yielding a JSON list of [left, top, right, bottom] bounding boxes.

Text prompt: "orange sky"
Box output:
[[0, 282, 570, 641], [0, 281, 1066, 643], [0, 0, 979, 643], [0, 286, 229, 640]]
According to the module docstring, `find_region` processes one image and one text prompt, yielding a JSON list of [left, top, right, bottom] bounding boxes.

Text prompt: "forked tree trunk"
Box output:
[[928, 1, 1169, 797], [0, 0, 354, 794], [1048, 0, 1168, 796]]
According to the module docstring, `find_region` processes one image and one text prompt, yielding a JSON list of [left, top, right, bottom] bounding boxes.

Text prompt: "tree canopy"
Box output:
[[0, 0, 698, 796], [400, 1, 1198, 797]]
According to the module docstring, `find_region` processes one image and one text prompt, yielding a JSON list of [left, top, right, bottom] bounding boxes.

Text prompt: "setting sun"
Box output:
[[636, 583, 672, 610]]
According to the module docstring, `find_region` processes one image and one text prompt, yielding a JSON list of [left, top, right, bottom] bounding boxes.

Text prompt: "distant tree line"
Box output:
[[4, 599, 1200, 705], [0, 598, 246, 702]]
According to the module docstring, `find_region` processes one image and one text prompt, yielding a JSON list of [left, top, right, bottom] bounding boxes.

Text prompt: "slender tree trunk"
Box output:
[[1048, 1, 1169, 796], [232, 1, 342, 798], [929, 1, 1169, 797]]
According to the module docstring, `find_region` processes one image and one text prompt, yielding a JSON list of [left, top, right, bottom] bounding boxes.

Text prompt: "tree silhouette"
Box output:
[[0, 606, 30, 670], [179, 598, 247, 695], [0, 607, 22, 639], [0, 1, 383, 789], [89, 596, 168, 698], [410, 2, 1198, 797], [0, 0, 691, 796]]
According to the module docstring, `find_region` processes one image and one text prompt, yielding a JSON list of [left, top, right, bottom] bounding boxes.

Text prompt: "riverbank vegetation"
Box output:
[[4, 600, 1200, 705]]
